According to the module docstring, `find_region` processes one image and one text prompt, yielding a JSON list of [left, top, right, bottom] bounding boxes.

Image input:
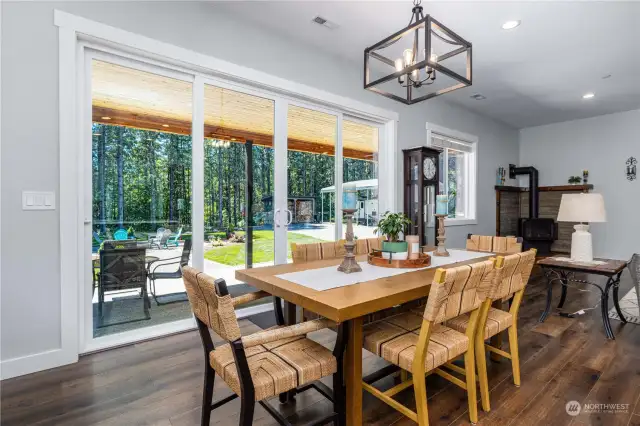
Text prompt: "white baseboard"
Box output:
[[1, 305, 274, 380], [1, 348, 77, 380]]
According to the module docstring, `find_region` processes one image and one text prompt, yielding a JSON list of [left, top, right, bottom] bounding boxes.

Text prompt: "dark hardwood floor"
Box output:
[[2, 268, 639, 426]]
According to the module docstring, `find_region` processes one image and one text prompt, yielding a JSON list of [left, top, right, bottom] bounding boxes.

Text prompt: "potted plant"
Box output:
[[374, 212, 413, 255], [568, 176, 582, 185]]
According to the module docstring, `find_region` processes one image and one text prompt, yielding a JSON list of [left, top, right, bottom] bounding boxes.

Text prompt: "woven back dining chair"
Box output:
[[291, 237, 384, 263], [361, 259, 496, 425], [182, 266, 347, 426], [447, 249, 536, 412], [466, 234, 523, 254]]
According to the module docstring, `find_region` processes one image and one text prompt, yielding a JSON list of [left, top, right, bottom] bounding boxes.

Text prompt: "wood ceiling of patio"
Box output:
[[92, 61, 378, 161]]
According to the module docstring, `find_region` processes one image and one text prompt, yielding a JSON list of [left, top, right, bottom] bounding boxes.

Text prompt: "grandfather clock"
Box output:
[[403, 147, 442, 246]]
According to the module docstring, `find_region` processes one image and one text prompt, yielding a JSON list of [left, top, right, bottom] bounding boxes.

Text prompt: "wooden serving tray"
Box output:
[[367, 250, 431, 269]]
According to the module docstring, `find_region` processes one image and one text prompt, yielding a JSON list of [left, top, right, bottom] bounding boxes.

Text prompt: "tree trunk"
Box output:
[[149, 135, 157, 229], [266, 149, 272, 194], [168, 135, 176, 223], [98, 125, 107, 233], [218, 146, 223, 228], [116, 126, 124, 228]]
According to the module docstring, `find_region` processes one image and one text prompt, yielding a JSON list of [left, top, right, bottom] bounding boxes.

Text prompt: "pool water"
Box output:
[[255, 223, 329, 231]]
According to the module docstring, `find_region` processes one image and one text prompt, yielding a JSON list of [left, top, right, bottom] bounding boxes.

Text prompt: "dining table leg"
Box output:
[[345, 317, 363, 426], [283, 300, 298, 402]]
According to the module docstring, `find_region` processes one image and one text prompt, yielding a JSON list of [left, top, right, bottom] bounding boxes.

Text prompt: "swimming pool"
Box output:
[[255, 223, 329, 231]]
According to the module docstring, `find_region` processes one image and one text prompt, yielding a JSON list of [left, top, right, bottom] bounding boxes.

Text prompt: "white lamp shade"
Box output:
[[557, 193, 606, 223]]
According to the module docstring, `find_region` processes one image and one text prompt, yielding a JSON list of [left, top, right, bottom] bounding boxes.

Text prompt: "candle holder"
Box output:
[[433, 214, 450, 257], [338, 208, 362, 274]]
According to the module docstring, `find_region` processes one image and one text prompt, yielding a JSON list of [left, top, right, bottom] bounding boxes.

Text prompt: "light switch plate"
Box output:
[[22, 191, 56, 210]]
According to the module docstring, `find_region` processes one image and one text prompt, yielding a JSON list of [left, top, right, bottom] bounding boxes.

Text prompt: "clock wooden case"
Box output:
[[403, 147, 442, 246]]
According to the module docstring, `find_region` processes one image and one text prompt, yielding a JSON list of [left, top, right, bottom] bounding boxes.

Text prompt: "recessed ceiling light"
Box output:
[[470, 94, 487, 100], [162, 124, 170, 127], [502, 20, 521, 30], [101, 116, 111, 120], [602, 74, 612, 80], [582, 93, 595, 99]]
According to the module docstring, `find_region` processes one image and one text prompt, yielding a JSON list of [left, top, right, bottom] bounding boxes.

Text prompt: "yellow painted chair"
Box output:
[[361, 259, 497, 425], [446, 249, 536, 412]]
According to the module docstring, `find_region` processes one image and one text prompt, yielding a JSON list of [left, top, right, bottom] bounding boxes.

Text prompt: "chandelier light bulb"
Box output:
[[403, 48, 414, 67], [395, 58, 406, 83]]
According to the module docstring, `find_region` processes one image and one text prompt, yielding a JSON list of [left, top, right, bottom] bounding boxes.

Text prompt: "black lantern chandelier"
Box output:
[[364, 0, 472, 104]]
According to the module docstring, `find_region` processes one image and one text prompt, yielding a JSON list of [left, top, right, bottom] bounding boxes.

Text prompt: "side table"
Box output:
[[537, 257, 628, 339]]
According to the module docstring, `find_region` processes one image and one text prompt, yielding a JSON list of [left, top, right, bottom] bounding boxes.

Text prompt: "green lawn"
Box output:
[[204, 230, 326, 266]]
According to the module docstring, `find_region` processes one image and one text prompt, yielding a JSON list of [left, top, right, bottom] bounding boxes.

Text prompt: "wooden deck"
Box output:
[[2, 268, 639, 426]]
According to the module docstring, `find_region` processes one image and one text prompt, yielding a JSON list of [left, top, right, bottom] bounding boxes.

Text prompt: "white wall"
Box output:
[[0, 1, 519, 376], [519, 109, 640, 259]]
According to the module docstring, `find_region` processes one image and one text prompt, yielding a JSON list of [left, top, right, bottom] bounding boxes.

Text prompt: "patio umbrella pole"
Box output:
[[245, 140, 254, 269]]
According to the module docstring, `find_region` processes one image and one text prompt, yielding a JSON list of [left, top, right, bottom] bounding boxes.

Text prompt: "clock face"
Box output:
[[423, 157, 436, 180]]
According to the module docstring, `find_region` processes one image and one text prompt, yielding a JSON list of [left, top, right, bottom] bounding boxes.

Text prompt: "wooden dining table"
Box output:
[[236, 251, 496, 426]]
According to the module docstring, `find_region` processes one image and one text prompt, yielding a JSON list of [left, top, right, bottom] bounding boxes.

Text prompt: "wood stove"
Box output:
[[509, 165, 557, 254]]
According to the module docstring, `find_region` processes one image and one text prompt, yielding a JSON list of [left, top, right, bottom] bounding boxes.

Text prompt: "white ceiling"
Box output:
[[213, 1, 640, 129]]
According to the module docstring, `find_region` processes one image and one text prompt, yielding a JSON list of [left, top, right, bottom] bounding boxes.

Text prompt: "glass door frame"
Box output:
[[81, 48, 198, 353]]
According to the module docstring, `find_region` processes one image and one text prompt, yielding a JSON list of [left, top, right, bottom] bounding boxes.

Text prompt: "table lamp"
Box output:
[[557, 193, 606, 262]]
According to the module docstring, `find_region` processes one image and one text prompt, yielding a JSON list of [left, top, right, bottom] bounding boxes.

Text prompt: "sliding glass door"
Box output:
[[86, 54, 195, 346], [200, 81, 276, 305], [82, 48, 389, 351], [285, 104, 339, 254]]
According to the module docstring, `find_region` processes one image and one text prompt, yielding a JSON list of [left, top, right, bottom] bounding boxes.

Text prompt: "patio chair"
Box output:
[[166, 227, 183, 247], [148, 239, 192, 305], [113, 228, 129, 241], [97, 240, 150, 328]]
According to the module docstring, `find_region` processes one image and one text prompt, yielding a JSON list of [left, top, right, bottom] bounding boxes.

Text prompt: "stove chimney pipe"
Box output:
[[509, 164, 539, 218]]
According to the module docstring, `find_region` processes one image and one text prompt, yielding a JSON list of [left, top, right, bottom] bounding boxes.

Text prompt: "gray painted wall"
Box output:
[[519, 109, 640, 259], [1, 2, 518, 367]]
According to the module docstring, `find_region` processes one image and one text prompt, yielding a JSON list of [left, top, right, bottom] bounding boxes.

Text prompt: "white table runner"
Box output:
[[276, 249, 494, 291]]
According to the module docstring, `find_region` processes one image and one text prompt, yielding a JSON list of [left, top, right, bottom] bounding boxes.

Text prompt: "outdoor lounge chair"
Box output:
[[97, 240, 150, 327], [148, 239, 192, 305], [166, 227, 183, 247], [149, 228, 171, 249], [92, 231, 103, 253]]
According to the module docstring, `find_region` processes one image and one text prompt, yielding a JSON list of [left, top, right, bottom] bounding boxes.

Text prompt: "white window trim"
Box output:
[[23, 9, 400, 380], [425, 123, 478, 227]]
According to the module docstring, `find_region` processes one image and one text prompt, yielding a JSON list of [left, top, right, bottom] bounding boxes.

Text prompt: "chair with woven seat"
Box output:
[[446, 249, 536, 412], [361, 259, 497, 425], [182, 266, 347, 426], [466, 234, 522, 254]]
